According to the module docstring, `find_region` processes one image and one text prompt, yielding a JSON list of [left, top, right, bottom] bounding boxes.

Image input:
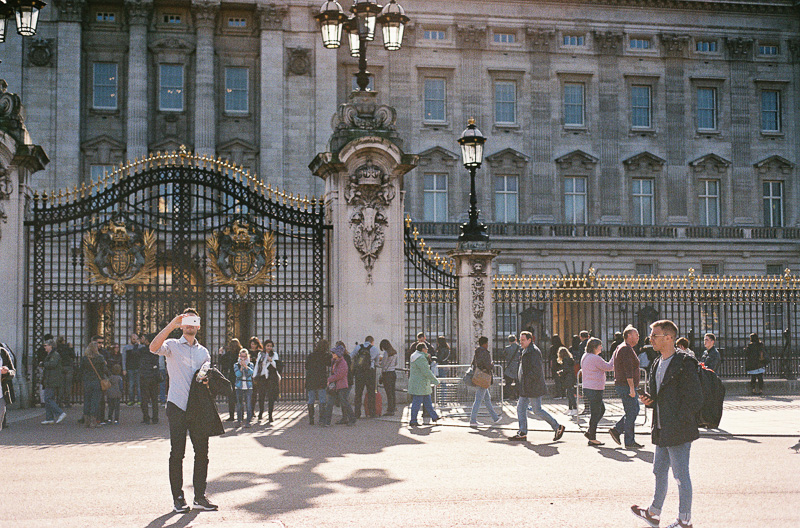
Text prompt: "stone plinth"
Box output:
[[311, 91, 417, 349], [449, 243, 499, 364]]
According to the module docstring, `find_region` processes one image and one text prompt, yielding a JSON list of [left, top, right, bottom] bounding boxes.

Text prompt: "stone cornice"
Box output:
[[523, 0, 796, 15]]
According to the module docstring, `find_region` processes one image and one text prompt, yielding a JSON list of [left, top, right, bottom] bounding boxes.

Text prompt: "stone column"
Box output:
[[193, 1, 219, 158], [593, 31, 623, 223], [0, 80, 49, 407], [125, 1, 151, 161], [527, 28, 554, 222], [661, 34, 690, 224], [310, 92, 417, 348], [258, 4, 287, 186], [449, 247, 498, 364], [54, 0, 85, 188], [726, 38, 754, 224]]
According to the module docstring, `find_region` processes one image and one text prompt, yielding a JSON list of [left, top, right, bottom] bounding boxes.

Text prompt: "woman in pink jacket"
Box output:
[[580, 337, 614, 446], [321, 344, 355, 426]]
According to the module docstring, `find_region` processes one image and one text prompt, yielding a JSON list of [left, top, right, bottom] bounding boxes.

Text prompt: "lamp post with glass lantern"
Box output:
[[0, 0, 46, 44], [314, 0, 409, 92], [457, 118, 489, 243]]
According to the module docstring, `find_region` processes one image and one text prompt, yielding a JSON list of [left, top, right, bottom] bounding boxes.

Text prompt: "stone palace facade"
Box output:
[[0, 0, 798, 277]]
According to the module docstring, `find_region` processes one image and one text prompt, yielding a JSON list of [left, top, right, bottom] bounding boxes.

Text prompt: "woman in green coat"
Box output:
[[408, 343, 440, 426]]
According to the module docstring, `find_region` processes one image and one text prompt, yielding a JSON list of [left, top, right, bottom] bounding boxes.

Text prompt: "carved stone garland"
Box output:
[[345, 161, 396, 284], [470, 260, 488, 346]]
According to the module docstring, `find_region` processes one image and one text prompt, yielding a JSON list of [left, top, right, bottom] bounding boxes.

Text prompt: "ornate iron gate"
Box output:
[[26, 150, 328, 402], [403, 217, 458, 360], [493, 269, 800, 379]]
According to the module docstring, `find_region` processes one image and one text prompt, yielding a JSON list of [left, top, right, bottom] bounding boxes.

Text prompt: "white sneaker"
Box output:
[[41, 420, 54, 424], [469, 422, 479, 427], [56, 412, 67, 423]]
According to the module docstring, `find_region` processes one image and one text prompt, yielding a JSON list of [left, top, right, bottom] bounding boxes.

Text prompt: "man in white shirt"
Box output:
[[150, 308, 217, 514]]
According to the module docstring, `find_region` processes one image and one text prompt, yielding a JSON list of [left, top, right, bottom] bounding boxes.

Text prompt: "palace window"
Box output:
[[225, 67, 248, 113], [631, 85, 651, 128], [494, 33, 516, 44], [697, 87, 717, 130], [699, 180, 720, 227], [163, 14, 182, 24], [564, 177, 587, 224], [228, 17, 246, 28], [563, 34, 585, 46], [632, 179, 654, 225], [93, 63, 118, 110], [424, 78, 446, 122], [630, 38, 651, 50], [423, 29, 446, 40], [763, 181, 783, 227], [495, 175, 518, 223], [159, 64, 184, 111], [96, 12, 115, 22], [563, 83, 584, 126], [423, 173, 448, 222], [90, 164, 115, 181], [761, 90, 780, 132], [495, 81, 516, 124], [696, 40, 717, 52], [759, 44, 779, 56]]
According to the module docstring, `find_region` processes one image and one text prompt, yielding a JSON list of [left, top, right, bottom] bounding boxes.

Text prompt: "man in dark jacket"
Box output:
[[150, 308, 218, 513], [305, 342, 330, 425], [510, 331, 565, 442], [700, 333, 721, 373], [632, 319, 703, 528], [502, 335, 521, 400], [1, 344, 16, 431]]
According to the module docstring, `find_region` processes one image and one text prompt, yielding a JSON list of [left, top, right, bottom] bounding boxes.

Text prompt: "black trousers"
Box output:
[[140, 375, 159, 421], [166, 402, 209, 501], [750, 373, 764, 392], [353, 369, 376, 417], [584, 388, 605, 440], [503, 376, 519, 399], [383, 371, 397, 412], [252, 376, 268, 417]]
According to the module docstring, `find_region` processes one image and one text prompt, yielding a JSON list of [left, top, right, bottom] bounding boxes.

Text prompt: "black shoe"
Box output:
[[142, 417, 150, 424], [336, 419, 349, 425], [509, 432, 527, 441], [173, 496, 190, 513], [553, 425, 566, 441], [609, 428, 622, 445], [152, 417, 159, 424], [193, 496, 218, 511], [626, 442, 644, 449]]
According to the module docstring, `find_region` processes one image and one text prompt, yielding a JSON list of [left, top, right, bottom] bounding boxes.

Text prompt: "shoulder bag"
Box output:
[[472, 368, 492, 389], [88, 357, 111, 391]]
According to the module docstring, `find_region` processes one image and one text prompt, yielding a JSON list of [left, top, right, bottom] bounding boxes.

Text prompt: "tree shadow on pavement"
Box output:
[[205, 417, 418, 519]]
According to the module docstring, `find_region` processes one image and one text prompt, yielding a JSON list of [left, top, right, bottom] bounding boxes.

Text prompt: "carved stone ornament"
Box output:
[[660, 34, 690, 57], [83, 216, 157, 295], [206, 218, 275, 296], [27, 38, 54, 67], [258, 3, 287, 31], [689, 153, 731, 175], [726, 37, 753, 60], [55, 0, 86, 23], [456, 25, 486, 48], [0, 80, 25, 144], [287, 48, 311, 76], [593, 31, 623, 54], [125, 0, 151, 25], [345, 161, 396, 284], [0, 167, 11, 225], [470, 260, 489, 346], [193, 1, 219, 27], [332, 99, 397, 132], [526, 28, 554, 51]]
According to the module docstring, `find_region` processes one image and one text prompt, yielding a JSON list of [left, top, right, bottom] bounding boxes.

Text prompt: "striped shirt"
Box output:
[[152, 336, 210, 411]]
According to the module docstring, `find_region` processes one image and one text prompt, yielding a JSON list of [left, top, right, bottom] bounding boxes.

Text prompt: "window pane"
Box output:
[[697, 88, 716, 129], [761, 91, 779, 132], [160, 64, 184, 111], [93, 63, 117, 109], [225, 67, 248, 112], [424, 79, 446, 121], [495, 82, 516, 123], [564, 84, 584, 126], [631, 85, 651, 128], [565, 177, 586, 223], [424, 173, 447, 222]]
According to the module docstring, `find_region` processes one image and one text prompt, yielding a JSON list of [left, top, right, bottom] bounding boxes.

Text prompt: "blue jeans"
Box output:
[[127, 369, 140, 402], [614, 385, 640, 446], [307, 389, 326, 406], [410, 395, 439, 424], [651, 442, 693, 522], [470, 387, 499, 423], [323, 387, 354, 425], [517, 396, 559, 434], [236, 388, 252, 423], [43, 387, 64, 421], [83, 379, 102, 417]]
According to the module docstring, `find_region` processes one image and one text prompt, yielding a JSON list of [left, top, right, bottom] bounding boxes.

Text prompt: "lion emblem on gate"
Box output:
[[83, 217, 157, 295], [206, 219, 275, 296]]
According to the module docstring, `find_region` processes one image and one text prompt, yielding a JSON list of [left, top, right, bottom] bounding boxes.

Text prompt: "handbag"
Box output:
[[462, 366, 475, 387], [326, 381, 337, 393], [88, 357, 111, 391], [472, 368, 492, 389]]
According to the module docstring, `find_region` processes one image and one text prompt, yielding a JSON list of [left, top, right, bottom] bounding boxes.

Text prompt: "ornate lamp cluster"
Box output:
[[315, 0, 409, 91], [0, 0, 46, 43]]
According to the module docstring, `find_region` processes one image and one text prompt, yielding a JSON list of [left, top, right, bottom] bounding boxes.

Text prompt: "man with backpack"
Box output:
[[631, 319, 703, 528], [351, 336, 381, 419]]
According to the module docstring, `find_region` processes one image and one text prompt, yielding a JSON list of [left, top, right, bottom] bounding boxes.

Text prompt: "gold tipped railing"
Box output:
[[33, 146, 321, 211], [404, 214, 455, 274]]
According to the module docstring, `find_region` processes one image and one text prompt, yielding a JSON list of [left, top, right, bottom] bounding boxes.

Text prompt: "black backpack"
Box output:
[[696, 360, 725, 428], [353, 344, 372, 374]]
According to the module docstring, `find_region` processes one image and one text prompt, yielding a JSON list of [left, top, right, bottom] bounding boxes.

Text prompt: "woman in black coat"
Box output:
[[744, 333, 768, 395], [305, 339, 330, 425], [263, 340, 283, 424], [549, 335, 564, 398], [556, 347, 578, 415]]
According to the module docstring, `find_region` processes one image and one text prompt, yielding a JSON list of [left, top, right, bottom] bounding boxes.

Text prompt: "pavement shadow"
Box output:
[[594, 445, 654, 464], [144, 510, 200, 528], [701, 431, 762, 444], [206, 414, 419, 519]]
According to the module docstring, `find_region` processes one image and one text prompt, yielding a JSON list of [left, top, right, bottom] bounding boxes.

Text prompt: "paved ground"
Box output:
[[2, 395, 799, 528]]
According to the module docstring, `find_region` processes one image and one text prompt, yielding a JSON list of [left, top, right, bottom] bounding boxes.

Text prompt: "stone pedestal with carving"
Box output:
[[311, 91, 417, 349], [0, 80, 49, 407], [449, 244, 499, 365]]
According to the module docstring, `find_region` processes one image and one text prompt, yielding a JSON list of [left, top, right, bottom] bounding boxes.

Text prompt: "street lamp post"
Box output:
[[0, 0, 46, 43], [315, 0, 409, 92], [457, 118, 489, 243]]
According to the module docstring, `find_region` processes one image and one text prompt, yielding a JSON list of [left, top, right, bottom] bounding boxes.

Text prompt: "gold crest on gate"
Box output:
[[206, 219, 275, 296], [83, 217, 157, 295]]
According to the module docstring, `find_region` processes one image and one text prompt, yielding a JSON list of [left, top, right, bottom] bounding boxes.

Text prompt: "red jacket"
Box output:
[[327, 357, 349, 389]]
